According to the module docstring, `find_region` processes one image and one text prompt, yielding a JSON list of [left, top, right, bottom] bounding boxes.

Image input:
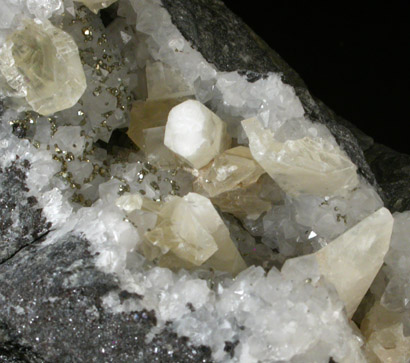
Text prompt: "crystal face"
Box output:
[[242, 117, 359, 197], [193, 146, 265, 198], [283, 207, 394, 318], [164, 99, 231, 169], [0, 19, 86, 116]]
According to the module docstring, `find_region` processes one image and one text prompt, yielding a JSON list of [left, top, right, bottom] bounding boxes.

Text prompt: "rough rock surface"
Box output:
[[0, 159, 51, 264], [365, 143, 410, 213], [0, 233, 212, 362]]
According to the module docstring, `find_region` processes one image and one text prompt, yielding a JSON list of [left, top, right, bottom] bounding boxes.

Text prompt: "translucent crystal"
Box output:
[[283, 207, 394, 317], [73, 0, 118, 14], [146, 61, 194, 100], [142, 126, 179, 168], [127, 98, 185, 150], [164, 100, 231, 169], [242, 117, 359, 197], [0, 18, 86, 116], [361, 302, 410, 363], [120, 192, 247, 274], [193, 146, 265, 198]]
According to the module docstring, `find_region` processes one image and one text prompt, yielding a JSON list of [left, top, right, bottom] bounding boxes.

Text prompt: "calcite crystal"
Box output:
[[74, 0, 118, 14], [0, 18, 86, 115], [242, 117, 359, 197], [283, 207, 394, 317], [164, 100, 230, 169], [146, 61, 194, 100], [193, 146, 265, 197], [117, 192, 246, 275], [127, 98, 185, 150], [361, 302, 410, 363], [211, 174, 280, 220]]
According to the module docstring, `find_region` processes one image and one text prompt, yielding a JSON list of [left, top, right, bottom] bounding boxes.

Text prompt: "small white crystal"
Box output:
[[164, 100, 230, 169], [242, 117, 359, 197], [115, 193, 143, 212]]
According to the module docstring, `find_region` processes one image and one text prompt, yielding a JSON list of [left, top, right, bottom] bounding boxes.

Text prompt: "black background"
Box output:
[[223, 1, 409, 154]]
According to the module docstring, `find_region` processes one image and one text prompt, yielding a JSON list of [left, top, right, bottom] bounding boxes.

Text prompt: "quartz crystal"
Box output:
[[0, 18, 86, 116], [74, 0, 118, 14], [242, 117, 359, 197], [283, 207, 394, 317], [193, 146, 265, 198], [164, 100, 230, 169], [361, 302, 410, 362]]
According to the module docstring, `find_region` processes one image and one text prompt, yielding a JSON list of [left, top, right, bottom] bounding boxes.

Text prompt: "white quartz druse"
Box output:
[[164, 99, 230, 169]]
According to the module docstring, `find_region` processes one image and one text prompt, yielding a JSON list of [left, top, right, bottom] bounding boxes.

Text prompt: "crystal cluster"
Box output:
[[0, 0, 406, 361]]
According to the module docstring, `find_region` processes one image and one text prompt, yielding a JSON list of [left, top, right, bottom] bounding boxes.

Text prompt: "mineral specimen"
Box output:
[[164, 99, 230, 169], [283, 207, 394, 317], [193, 146, 265, 197], [242, 117, 359, 197], [0, 0, 407, 361], [0, 18, 86, 115]]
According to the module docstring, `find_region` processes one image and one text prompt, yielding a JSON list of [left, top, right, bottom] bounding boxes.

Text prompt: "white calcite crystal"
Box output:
[[242, 117, 359, 197], [164, 99, 230, 169], [0, 18, 86, 115], [283, 207, 394, 317], [74, 0, 118, 14]]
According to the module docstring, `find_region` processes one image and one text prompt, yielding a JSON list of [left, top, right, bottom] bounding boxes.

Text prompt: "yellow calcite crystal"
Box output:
[[145, 193, 247, 274], [127, 98, 184, 150], [193, 146, 265, 198], [0, 19, 86, 116], [242, 117, 359, 197], [211, 175, 281, 220], [142, 126, 179, 168], [361, 302, 410, 363], [145, 61, 194, 100], [283, 207, 394, 318], [116, 192, 246, 274], [74, 0, 118, 14]]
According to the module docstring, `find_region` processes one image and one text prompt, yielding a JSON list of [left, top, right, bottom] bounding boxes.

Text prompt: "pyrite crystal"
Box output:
[[0, 18, 86, 115]]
